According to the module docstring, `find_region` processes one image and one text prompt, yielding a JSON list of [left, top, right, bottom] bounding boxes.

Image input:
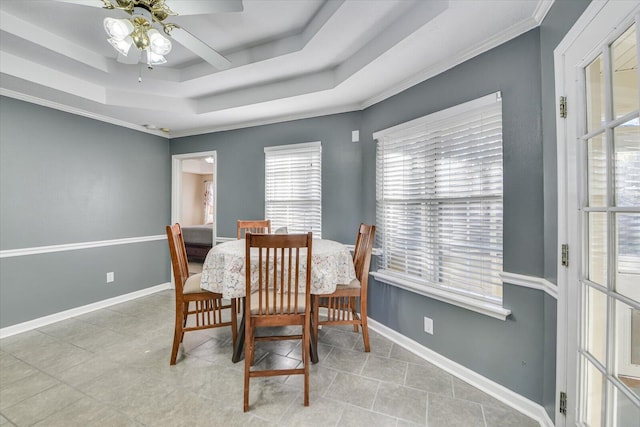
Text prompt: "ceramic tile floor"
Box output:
[[0, 290, 540, 426]]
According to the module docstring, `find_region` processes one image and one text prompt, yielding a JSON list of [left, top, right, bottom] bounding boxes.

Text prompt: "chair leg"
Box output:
[[243, 321, 253, 412], [350, 296, 359, 332], [243, 352, 250, 411], [231, 298, 238, 349], [303, 316, 310, 407], [312, 295, 319, 345], [249, 325, 256, 366], [170, 302, 184, 365], [182, 301, 189, 334], [360, 297, 370, 352]]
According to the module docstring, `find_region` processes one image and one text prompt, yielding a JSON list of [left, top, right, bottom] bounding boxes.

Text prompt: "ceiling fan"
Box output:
[[54, 0, 243, 69]]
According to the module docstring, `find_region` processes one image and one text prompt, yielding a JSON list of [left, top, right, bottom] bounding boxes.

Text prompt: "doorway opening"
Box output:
[[171, 151, 217, 274]]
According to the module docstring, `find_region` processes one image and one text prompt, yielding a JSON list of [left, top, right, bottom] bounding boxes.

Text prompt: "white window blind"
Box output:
[[374, 92, 503, 304], [265, 142, 322, 237]]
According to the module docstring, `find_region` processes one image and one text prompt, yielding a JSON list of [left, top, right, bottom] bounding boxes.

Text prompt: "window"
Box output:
[[203, 180, 214, 224], [265, 142, 322, 237], [374, 92, 504, 312]]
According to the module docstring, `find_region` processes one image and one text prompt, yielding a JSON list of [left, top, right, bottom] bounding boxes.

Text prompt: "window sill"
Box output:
[[370, 270, 512, 321]]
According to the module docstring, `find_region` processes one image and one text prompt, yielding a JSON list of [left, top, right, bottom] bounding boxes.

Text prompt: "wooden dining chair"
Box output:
[[313, 223, 376, 352], [243, 232, 313, 412], [166, 223, 237, 365], [237, 219, 271, 239]]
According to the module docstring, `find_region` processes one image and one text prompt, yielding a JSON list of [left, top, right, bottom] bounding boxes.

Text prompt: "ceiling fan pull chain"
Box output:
[[138, 64, 143, 83], [145, 48, 154, 71]]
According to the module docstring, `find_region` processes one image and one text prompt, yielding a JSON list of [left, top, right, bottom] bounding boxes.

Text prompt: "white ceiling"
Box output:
[[0, 0, 552, 138]]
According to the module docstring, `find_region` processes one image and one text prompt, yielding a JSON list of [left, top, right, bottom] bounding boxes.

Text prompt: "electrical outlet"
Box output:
[[423, 316, 433, 335], [106, 272, 114, 283]]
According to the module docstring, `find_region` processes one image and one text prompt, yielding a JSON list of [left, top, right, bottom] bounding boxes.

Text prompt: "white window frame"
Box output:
[[264, 141, 322, 237], [372, 92, 510, 320]]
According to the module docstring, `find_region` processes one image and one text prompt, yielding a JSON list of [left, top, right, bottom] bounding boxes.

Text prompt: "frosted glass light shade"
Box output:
[[104, 18, 133, 40], [147, 29, 172, 55], [108, 36, 133, 56], [146, 50, 167, 65]]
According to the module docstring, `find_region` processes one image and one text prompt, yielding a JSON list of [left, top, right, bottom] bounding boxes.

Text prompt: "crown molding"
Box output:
[[0, 89, 170, 139], [533, 0, 555, 24], [361, 16, 541, 110], [169, 103, 362, 138]]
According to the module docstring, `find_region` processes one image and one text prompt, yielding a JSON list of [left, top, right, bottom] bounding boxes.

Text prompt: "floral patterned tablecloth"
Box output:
[[200, 238, 356, 299]]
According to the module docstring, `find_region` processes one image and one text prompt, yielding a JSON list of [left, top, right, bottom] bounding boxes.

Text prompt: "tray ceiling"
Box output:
[[0, 0, 552, 138]]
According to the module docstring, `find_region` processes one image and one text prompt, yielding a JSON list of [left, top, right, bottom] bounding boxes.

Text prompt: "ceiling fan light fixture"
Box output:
[[145, 50, 167, 65], [107, 36, 133, 56], [147, 29, 172, 55], [103, 17, 134, 40]]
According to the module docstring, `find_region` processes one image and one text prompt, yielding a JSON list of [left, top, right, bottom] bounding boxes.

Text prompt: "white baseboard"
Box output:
[[367, 318, 554, 427], [0, 282, 172, 339]]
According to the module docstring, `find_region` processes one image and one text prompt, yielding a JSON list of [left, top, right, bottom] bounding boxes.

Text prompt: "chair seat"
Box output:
[[183, 273, 204, 294], [336, 278, 361, 290], [249, 290, 307, 314]]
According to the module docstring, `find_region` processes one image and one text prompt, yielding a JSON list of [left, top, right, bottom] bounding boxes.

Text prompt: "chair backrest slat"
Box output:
[[166, 223, 190, 293], [237, 220, 271, 239]]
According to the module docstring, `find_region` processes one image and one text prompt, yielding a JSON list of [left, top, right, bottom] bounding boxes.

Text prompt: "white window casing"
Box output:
[[374, 92, 510, 319], [265, 141, 322, 237]]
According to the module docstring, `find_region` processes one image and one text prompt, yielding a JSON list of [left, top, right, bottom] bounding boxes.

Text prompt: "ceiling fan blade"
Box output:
[[167, 0, 243, 15], [168, 27, 231, 70], [51, 0, 111, 9], [117, 49, 140, 64]]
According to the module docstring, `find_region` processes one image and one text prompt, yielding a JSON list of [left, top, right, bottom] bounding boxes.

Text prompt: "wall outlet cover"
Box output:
[[424, 316, 433, 334]]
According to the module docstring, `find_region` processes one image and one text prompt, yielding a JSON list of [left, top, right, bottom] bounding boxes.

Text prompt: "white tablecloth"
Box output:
[[200, 238, 356, 299]]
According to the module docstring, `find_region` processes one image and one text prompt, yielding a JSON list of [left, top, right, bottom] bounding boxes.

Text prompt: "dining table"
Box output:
[[200, 237, 356, 363]]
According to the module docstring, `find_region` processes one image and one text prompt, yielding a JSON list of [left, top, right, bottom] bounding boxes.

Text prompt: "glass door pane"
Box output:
[[583, 358, 605, 427], [586, 55, 606, 133], [612, 25, 638, 119], [615, 213, 640, 300], [615, 299, 640, 400], [588, 134, 607, 207], [586, 285, 608, 364], [588, 212, 608, 286], [613, 386, 640, 426], [614, 121, 640, 207]]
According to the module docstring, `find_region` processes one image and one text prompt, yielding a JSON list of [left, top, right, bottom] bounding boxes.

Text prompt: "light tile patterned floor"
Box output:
[[0, 290, 540, 426]]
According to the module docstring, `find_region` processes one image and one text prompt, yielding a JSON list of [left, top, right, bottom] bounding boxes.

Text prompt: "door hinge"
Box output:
[[561, 244, 569, 267], [559, 96, 567, 118], [559, 391, 567, 415]]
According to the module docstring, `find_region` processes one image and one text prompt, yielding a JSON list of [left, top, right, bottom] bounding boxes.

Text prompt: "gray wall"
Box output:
[[171, 112, 364, 242], [0, 97, 171, 327]]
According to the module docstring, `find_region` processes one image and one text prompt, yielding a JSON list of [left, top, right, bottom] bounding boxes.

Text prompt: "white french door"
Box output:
[[556, 1, 640, 426]]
